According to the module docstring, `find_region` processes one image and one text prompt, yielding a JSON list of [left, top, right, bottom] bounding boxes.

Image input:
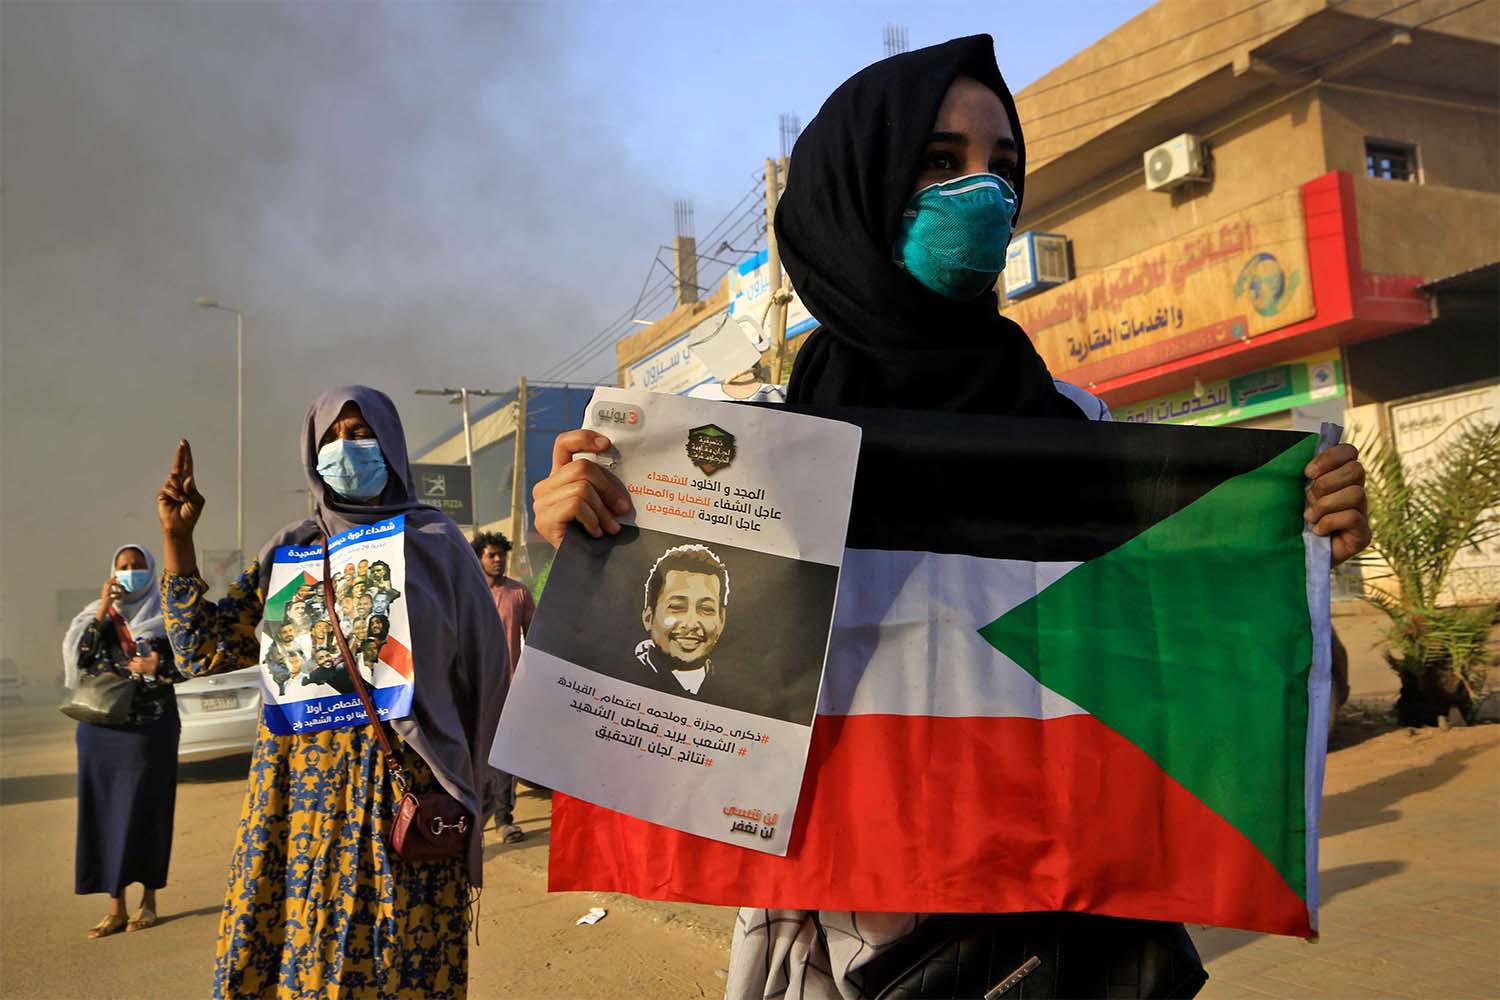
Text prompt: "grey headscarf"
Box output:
[[256, 385, 505, 886], [62, 544, 164, 689]]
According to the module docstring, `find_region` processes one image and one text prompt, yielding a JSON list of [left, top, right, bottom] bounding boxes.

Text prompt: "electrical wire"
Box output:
[[535, 207, 757, 382], [1019, 0, 1435, 141], [626, 199, 764, 308], [694, 214, 767, 293], [639, 203, 764, 303], [1026, 0, 1458, 145], [546, 213, 770, 385], [534, 301, 656, 382], [536, 276, 675, 382], [544, 272, 680, 381], [535, 275, 672, 382], [655, 199, 765, 276], [1015, 0, 1284, 102], [697, 181, 763, 246], [1015, 2, 1345, 129], [534, 177, 764, 382], [546, 282, 679, 383], [630, 179, 761, 313], [1399, 0, 1492, 34]]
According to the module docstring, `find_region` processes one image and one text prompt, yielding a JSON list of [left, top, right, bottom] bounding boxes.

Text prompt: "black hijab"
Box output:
[[780, 35, 1081, 419]]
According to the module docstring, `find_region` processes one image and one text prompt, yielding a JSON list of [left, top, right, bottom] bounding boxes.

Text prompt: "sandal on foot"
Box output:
[[88, 914, 127, 939], [126, 908, 157, 932]]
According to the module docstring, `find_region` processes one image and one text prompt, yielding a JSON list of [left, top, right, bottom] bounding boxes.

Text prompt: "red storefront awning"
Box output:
[[1087, 171, 1428, 407]]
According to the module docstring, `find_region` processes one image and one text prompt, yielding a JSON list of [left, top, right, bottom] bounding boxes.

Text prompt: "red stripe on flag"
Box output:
[[549, 713, 1311, 936], [379, 638, 413, 679]]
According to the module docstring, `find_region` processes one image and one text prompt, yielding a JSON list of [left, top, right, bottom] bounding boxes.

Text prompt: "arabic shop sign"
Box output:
[[1005, 189, 1315, 385], [411, 463, 474, 525], [1116, 350, 1343, 427], [624, 329, 714, 396]]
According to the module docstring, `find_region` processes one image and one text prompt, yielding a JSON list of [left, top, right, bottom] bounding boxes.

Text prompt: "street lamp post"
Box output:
[[195, 297, 244, 560], [414, 386, 506, 533]]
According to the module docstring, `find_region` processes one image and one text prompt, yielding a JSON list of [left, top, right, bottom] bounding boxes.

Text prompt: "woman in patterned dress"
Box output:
[[157, 385, 504, 999]]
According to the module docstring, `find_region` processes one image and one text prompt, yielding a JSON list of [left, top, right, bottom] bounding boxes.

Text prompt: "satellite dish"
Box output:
[[688, 313, 762, 382], [735, 315, 773, 353]]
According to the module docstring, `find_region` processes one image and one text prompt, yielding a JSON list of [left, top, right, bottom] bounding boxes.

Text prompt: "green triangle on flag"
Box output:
[[264, 570, 317, 623], [979, 434, 1317, 902]]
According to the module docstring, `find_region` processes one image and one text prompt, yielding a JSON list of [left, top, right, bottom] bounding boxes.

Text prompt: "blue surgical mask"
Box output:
[[115, 568, 150, 593], [316, 438, 389, 501], [893, 173, 1018, 300]]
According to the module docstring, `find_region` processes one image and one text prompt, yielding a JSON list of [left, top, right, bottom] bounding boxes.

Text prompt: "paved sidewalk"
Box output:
[[1331, 601, 1400, 701], [1195, 724, 1500, 999]]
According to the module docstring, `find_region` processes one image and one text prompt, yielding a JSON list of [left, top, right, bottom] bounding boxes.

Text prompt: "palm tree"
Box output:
[[1359, 419, 1500, 725]]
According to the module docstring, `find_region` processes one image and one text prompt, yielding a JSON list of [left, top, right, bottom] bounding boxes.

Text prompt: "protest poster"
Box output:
[[257, 515, 415, 735], [490, 388, 861, 855]]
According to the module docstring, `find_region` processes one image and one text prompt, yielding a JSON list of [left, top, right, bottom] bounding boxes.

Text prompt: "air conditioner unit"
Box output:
[[1143, 133, 1207, 192], [1004, 231, 1071, 299]]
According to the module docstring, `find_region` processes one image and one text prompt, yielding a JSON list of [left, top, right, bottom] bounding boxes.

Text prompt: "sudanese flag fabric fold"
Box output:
[[549, 408, 1334, 937]]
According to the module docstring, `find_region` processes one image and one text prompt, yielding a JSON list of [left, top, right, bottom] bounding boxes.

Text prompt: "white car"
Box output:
[[175, 666, 262, 760]]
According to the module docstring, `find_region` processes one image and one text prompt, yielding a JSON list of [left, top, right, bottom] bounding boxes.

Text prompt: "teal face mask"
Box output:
[[115, 568, 150, 593], [892, 173, 1018, 300]]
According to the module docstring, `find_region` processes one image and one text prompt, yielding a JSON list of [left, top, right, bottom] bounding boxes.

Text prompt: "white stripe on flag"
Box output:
[[817, 549, 1087, 720]]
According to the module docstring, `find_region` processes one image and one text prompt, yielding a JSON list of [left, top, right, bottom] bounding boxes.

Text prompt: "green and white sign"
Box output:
[[1118, 351, 1342, 427]]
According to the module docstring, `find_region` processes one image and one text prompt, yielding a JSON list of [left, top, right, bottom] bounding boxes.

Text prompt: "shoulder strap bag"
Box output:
[[320, 532, 472, 862], [59, 608, 139, 726], [852, 912, 1207, 1000]]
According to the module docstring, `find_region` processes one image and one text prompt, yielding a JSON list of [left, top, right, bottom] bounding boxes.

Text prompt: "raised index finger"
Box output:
[[173, 439, 194, 477], [551, 428, 611, 476]]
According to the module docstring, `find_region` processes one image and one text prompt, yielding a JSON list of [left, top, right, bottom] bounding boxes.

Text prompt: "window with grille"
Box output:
[[1366, 140, 1417, 182]]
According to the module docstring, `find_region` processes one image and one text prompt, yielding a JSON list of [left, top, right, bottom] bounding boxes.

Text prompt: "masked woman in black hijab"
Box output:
[[534, 35, 1369, 1000]]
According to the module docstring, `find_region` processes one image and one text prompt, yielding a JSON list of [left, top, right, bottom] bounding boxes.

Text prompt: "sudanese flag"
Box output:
[[549, 408, 1335, 937]]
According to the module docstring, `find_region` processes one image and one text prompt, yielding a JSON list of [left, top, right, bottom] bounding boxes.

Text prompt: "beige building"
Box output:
[[1003, 0, 1498, 598], [1004, 0, 1496, 423]]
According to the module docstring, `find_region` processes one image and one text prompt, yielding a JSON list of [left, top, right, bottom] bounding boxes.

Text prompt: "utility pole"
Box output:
[[673, 200, 699, 306], [765, 158, 793, 385], [413, 386, 506, 533], [194, 298, 245, 561], [508, 377, 532, 576]]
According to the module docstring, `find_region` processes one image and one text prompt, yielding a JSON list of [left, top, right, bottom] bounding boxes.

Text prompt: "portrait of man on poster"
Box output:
[[634, 544, 730, 700]]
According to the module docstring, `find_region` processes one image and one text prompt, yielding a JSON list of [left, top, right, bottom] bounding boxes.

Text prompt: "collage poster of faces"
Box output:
[[258, 516, 415, 735]]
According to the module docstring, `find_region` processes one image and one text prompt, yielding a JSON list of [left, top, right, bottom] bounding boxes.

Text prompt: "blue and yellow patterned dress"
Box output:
[[165, 564, 470, 1000]]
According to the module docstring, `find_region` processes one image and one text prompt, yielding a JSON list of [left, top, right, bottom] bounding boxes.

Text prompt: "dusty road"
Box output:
[[0, 704, 734, 999], [4, 698, 1497, 999]]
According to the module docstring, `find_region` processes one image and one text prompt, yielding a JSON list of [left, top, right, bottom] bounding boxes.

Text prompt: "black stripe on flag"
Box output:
[[780, 404, 1312, 563]]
